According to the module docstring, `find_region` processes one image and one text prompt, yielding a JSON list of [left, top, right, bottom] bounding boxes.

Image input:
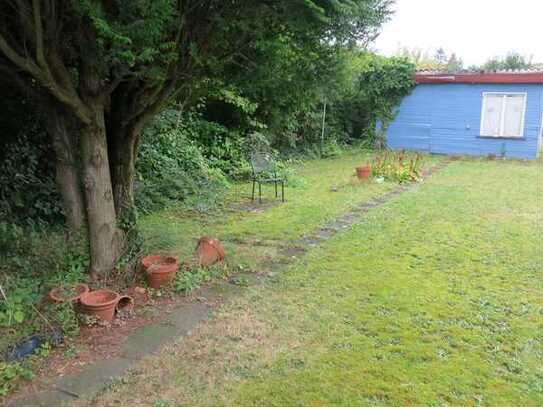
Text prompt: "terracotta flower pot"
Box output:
[[79, 289, 120, 322], [195, 237, 225, 267], [141, 255, 179, 289], [47, 283, 90, 304], [116, 295, 134, 312], [356, 165, 372, 180]]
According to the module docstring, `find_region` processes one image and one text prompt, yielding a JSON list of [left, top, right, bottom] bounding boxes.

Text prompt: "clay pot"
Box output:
[[79, 289, 120, 322], [195, 237, 225, 267], [141, 255, 179, 289], [356, 165, 372, 180], [47, 283, 90, 304], [116, 295, 134, 312]]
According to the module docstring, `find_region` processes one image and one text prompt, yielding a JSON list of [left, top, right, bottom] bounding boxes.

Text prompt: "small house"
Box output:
[[386, 72, 543, 159]]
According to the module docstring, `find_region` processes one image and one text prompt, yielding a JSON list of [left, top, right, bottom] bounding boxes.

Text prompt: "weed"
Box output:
[[371, 150, 423, 183], [0, 362, 34, 397], [231, 276, 250, 287], [0, 225, 87, 395], [173, 263, 229, 294]]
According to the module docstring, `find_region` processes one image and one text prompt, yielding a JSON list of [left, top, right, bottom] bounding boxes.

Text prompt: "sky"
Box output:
[[373, 0, 543, 66]]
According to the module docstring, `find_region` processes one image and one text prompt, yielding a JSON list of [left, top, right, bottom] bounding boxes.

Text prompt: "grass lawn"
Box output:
[[139, 150, 413, 268], [79, 157, 543, 406]]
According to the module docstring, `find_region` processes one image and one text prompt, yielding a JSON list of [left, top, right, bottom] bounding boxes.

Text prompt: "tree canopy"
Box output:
[[481, 52, 534, 72]]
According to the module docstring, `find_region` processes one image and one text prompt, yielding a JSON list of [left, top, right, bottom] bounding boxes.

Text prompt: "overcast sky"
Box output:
[[373, 0, 543, 66]]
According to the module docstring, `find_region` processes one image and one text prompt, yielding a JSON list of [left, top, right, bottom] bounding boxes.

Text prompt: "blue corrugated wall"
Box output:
[[386, 84, 543, 159]]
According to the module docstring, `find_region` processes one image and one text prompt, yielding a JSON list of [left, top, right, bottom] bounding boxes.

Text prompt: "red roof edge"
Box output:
[[415, 72, 543, 84]]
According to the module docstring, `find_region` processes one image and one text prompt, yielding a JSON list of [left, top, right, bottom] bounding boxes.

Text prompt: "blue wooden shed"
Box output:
[[386, 72, 543, 159]]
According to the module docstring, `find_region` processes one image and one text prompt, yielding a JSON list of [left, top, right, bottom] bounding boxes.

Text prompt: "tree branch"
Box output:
[[0, 31, 42, 78], [0, 31, 92, 125], [32, 0, 47, 70], [13, 0, 35, 43]]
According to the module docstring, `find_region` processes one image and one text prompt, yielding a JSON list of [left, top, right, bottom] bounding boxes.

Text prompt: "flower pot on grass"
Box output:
[[141, 255, 179, 289], [356, 165, 372, 180], [47, 283, 89, 304], [195, 237, 225, 267], [79, 289, 120, 322]]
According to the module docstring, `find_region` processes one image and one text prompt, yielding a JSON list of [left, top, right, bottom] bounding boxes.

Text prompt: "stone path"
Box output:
[[277, 159, 450, 261], [8, 159, 450, 407]]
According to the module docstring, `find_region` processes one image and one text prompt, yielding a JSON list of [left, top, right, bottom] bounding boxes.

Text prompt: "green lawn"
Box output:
[[81, 157, 543, 407], [139, 150, 412, 268]]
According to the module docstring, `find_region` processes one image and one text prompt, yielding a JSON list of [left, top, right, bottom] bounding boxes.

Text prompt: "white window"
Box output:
[[480, 93, 527, 138]]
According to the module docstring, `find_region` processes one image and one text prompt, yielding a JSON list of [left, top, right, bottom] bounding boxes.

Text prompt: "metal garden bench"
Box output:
[[250, 151, 285, 203]]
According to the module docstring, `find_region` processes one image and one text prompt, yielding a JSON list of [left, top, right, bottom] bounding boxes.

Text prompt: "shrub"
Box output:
[[192, 120, 250, 178], [0, 126, 62, 226], [136, 110, 230, 213], [304, 139, 344, 159]]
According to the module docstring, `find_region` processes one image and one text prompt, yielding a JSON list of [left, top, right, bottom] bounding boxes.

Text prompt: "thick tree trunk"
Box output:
[[48, 110, 85, 234], [109, 123, 140, 224], [80, 108, 123, 278]]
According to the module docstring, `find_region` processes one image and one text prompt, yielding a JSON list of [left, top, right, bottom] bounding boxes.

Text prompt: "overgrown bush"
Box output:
[[0, 125, 62, 226], [136, 110, 231, 213], [371, 150, 422, 183], [303, 139, 345, 159], [194, 122, 250, 178]]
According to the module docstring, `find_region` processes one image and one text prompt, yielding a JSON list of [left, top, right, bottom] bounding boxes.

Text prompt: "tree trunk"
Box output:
[[80, 108, 123, 278], [109, 123, 140, 225], [48, 110, 86, 234]]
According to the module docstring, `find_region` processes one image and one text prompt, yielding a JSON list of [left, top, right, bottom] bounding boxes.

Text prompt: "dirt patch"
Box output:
[[278, 245, 307, 258], [74, 301, 280, 407], [2, 289, 224, 406]]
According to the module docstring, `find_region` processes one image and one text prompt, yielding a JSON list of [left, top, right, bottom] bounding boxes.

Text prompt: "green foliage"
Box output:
[[0, 222, 87, 353], [371, 150, 423, 183], [303, 140, 344, 160], [72, 0, 178, 80], [0, 0, 400, 230], [0, 125, 62, 225], [0, 223, 85, 396], [230, 275, 250, 287], [192, 121, 249, 178], [397, 46, 464, 73], [173, 264, 229, 294], [482, 51, 533, 72], [135, 109, 231, 213], [355, 54, 415, 131], [0, 361, 34, 396], [322, 52, 415, 146]]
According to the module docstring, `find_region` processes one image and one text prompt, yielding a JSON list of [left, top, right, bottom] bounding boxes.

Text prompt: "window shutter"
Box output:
[[503, 95, 525, 137], [481, 94, 503, 136]]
